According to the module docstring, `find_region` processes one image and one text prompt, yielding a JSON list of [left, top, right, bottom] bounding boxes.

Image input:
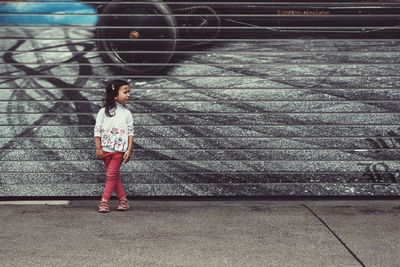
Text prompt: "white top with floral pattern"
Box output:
[[94, 103, 134, 152]]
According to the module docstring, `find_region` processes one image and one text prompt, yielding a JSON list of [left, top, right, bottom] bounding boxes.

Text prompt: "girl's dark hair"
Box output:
[[103, 79, 129, 117]]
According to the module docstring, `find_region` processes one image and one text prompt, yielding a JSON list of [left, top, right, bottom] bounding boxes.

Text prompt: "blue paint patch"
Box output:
[[0, 0, 98, 25]]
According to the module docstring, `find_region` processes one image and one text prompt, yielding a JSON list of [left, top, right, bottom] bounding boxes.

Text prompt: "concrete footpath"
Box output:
[[0, 199, 398, 267]]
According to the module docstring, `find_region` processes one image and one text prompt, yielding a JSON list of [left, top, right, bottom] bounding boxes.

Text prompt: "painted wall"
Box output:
[[1, 0, 400, 197]]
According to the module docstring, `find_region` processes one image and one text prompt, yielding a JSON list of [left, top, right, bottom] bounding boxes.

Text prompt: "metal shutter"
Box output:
[[1, 0, 400, 197]]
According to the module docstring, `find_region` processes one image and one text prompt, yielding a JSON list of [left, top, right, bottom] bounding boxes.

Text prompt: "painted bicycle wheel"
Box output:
[[96, 0, 177, 75]]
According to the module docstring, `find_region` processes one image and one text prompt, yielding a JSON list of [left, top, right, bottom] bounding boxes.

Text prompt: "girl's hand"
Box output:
[[123, 150, 132, 164], [95, 148, 104, 160]]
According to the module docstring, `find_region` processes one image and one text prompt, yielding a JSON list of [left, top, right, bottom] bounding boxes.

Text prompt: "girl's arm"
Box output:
[[94, 109, 105, 159], [94, 137, 104, 159], [123, 136, 134, 163], [94, 136, 102, 149], [127, 136, 133, 151]]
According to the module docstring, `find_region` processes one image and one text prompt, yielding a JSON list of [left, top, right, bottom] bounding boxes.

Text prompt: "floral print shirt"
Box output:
[[94, 103, 134, 152]]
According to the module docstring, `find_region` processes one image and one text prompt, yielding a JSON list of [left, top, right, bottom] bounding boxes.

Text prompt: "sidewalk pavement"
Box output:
[[0, 199, 398, 267]]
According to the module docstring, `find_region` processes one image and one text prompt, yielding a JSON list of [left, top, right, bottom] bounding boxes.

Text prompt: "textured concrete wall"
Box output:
[[1, 0, 400, 197]]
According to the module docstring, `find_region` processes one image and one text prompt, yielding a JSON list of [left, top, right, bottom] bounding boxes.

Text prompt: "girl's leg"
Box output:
[[111, 152, 127, 199], [114, 173, 127, 199], [101, 152, 124, 200]]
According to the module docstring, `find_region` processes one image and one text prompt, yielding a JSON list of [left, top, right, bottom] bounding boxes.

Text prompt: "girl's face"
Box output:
[[114, 85, 130, 104]]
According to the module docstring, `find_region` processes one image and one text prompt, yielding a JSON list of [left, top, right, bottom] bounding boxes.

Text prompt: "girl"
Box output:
[[94, 80, 134, 212]]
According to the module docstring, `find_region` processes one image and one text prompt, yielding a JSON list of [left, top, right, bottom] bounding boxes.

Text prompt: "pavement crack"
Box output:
[[302, 204, 366, 267]]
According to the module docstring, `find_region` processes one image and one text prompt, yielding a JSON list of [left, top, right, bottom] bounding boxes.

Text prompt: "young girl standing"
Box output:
[[94, 80, 134, 212]]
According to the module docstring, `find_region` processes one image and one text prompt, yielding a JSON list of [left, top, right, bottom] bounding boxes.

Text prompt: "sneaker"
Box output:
[[117, 197, 129, 211], [98, 200, 110, 213]]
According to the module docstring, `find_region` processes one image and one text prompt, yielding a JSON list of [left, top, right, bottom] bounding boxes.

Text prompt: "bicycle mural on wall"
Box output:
[[1, 0, 400, 197]]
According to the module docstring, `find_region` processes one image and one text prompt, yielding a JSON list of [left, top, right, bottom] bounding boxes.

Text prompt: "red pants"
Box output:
[[101, 151, 127, 200]]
